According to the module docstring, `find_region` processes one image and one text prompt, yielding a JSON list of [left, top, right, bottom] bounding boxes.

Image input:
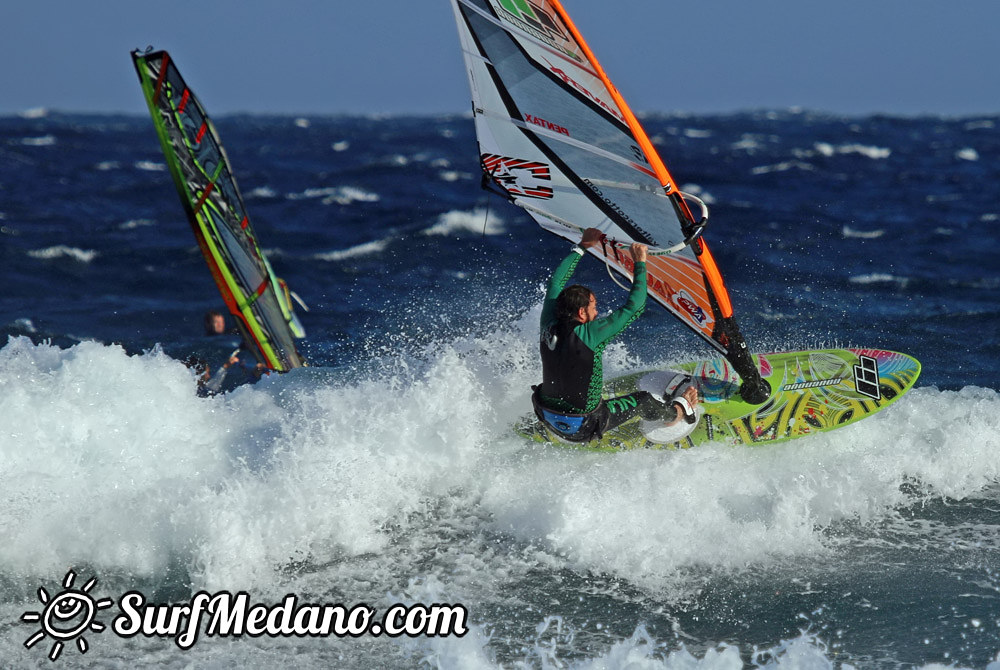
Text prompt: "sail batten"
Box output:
[[451, 0, 768, 400], [132, 48, 306, 372]]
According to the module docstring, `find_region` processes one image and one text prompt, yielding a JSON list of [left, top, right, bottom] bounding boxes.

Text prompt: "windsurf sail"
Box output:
[[450, 0, 768, 402], [131, 48, 307, 372]]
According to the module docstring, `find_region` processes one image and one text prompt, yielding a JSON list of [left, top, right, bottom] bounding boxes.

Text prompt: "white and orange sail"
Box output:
[[450, 0, 768, 401]]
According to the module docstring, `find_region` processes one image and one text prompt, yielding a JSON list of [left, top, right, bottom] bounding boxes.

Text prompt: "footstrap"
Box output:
[[672, 396, 698, 424]]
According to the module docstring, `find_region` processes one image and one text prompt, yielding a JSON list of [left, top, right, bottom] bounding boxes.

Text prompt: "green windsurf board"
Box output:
[[516, 348, 921, 451]]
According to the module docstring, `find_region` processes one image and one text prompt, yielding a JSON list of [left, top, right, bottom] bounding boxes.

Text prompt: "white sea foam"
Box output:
[[19, 107, 48, 119], [0, 319, 997, 666], [842, 225, 885, 239], [813, 142, 891, 159], [286, 186, 379, 205], [926, 193, 962, 203], [119, 219, 155, 230], [849, 273, 909, 287], [406, 618, 796, 669], [2, 325, 995, 589], [135, 160, 166, 172], [438, 170, 473, 182], [11, 318, 37, 333], [247, 185, 278, 199], [313, 238, 389, 261], [731, 133, 770, 152], [20, 135, 56, 147], [423, 208, 504, 236], [331, 140, 350, 152], [27, 245, 98, 262], [679, 183, 716, 205], [751, 161, 815, 175], [956, 147, 980, 161]]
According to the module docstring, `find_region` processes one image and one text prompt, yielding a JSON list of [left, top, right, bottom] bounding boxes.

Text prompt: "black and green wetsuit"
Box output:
[[534, 245, 672, 441]]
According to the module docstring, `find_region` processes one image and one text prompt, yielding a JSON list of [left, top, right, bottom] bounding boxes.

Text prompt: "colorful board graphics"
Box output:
[[517, 349, 921, 451]]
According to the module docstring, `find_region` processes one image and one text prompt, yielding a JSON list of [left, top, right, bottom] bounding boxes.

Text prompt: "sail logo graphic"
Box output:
[[541, 58, 627, 126], [524, 114, 569, 136], [482, 153, 553, 199], [853, 355, 881, 400], [494, 0, 581, 62], [21, 570, 114, 662], [781, 378, 845, 391], [674, 290, 713, 326]]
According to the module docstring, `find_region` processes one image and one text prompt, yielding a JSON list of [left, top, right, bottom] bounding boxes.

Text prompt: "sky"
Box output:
[[1, 0, 998, 118]]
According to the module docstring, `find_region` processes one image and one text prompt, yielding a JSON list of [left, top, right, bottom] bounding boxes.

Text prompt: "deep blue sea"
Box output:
[[1, 109, 999, 668]]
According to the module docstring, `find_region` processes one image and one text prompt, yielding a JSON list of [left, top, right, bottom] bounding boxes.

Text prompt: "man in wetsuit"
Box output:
[[532, 227, 699, 442], [199, 309, 268, 391]]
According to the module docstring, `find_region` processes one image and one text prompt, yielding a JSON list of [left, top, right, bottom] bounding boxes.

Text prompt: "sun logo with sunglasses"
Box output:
[[22, 570, 115, 661]]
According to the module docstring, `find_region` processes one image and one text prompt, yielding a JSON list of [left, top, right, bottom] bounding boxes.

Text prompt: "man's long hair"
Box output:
[[555, 285, 593, 322]]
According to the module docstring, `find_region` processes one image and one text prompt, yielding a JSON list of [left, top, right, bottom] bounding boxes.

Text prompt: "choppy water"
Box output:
[[1, 109, 999, 668]]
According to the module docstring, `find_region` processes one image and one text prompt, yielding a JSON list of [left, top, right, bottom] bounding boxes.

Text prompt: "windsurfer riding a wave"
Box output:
[[532, 228, 700, 443]]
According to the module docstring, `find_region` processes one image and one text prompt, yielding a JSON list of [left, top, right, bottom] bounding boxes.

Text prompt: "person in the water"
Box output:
[[196, 310, 268, 393]]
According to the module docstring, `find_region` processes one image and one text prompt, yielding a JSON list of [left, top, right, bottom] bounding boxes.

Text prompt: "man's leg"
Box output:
[[602, 391, 669, 432]]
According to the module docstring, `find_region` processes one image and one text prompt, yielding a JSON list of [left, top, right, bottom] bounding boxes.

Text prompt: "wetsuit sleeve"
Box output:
[[540, 250, 583, 329], [575, 261, 647, 350], [204, 365, 229, 394]]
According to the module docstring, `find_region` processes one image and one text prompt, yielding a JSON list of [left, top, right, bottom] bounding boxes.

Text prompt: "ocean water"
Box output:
[[1, 109, 999, 668]]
